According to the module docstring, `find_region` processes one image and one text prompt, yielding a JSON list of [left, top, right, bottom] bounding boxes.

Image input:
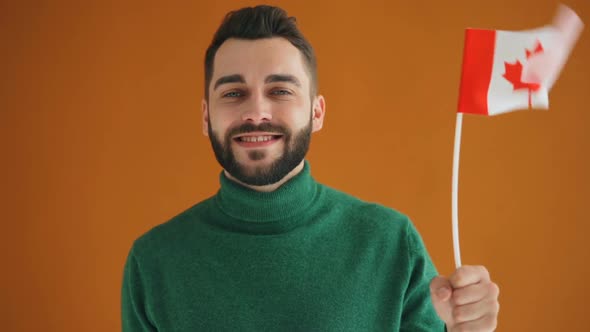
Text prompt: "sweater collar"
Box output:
[[215, 160, 317, 223]]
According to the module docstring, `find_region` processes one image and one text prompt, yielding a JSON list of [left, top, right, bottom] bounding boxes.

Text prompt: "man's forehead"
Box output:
[[212, 37, 309, 84]]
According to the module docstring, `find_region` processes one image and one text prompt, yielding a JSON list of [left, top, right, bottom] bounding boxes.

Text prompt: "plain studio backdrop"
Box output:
[[1, 0, 588, 331]]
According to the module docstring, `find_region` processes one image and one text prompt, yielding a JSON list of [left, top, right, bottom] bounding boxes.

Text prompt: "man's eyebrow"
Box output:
[[265, 74, 301, 87], [213, 74, 245, 91]]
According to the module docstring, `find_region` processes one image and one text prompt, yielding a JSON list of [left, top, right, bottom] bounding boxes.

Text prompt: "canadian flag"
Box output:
[[457, 5, 583, 116]]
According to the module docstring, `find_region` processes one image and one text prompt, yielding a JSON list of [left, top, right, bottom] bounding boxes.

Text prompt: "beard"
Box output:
[[208, 115, 312, 186]]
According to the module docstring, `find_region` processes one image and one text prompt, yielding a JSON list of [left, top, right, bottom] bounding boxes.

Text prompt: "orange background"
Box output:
[[1, 0, 588, 331]]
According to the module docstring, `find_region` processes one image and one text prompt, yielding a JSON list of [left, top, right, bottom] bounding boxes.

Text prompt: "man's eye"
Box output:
[[271, 89, 292, 96], [223, 91, 243, 98]]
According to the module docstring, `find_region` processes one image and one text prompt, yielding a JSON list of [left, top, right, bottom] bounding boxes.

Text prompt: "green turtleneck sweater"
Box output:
[[122, 161, 445, 331]]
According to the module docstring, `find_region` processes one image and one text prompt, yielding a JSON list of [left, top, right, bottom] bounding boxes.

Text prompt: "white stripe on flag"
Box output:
[[487, 27, 557, 115]]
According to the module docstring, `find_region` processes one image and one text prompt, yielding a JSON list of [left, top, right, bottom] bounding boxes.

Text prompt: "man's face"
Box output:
[[203, 37, 324, 186]]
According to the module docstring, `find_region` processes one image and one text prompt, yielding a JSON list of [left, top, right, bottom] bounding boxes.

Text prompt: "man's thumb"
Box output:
[[430, 276, 452, 302]]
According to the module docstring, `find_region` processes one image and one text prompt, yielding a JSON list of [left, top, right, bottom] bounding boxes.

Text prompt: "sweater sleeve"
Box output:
[[400, 221, 446, 331], [121, 248, 157, 332]]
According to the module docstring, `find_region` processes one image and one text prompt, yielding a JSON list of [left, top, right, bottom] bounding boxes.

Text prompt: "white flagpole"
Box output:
[[452, 113, 463, 268]]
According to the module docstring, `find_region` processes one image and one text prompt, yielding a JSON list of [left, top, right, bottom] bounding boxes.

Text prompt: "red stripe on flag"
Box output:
[[457, 29, 496, 115]]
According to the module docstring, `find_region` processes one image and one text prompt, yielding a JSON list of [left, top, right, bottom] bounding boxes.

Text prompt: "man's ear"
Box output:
[[311, 95, 326, 133], [202, 99, 209, 137]]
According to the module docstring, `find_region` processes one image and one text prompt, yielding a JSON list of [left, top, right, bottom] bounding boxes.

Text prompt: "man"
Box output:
[[122, 5, 499, 331]]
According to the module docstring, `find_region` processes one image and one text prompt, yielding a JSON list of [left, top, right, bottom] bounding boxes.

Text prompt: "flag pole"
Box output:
[[452, 113, 463, 268]]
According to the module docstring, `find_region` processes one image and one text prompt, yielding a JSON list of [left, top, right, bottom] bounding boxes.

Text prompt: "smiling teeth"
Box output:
[[240, 136, 274, 142]]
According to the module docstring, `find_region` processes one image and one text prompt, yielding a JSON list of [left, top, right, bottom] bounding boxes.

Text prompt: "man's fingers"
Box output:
[[450, 308, 499, 332], [430, 276, 452, 302], [452, 281, 500, 306], [452, 296, 500, 323], [449, 265, 490, 289], [436, 266, 500, 331]]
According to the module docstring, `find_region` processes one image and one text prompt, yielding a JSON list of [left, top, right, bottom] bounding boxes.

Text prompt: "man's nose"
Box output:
[[241, 92, 272, 124]]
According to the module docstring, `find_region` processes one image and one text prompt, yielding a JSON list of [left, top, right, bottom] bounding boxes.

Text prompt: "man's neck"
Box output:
[[223, 160, 305, 193]]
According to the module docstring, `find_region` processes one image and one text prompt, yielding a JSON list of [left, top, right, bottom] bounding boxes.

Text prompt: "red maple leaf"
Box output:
[[502, 61, 541, 91], [502, 40, 544, 108], [525, 41, 544, 58]]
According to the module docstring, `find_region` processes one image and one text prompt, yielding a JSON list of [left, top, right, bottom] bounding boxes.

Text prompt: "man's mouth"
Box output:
[[235, 135, 282, 142], [233, 134, 284, 147]]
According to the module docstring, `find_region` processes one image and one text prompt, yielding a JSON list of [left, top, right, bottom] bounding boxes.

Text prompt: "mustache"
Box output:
[[227, 122, 290, 138]]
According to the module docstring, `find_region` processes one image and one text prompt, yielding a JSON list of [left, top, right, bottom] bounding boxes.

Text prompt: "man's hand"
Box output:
[[430, 265, 500, 332]]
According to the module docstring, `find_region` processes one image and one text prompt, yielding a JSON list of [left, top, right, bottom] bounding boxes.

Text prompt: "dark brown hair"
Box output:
[[204, 5, 318, 100]]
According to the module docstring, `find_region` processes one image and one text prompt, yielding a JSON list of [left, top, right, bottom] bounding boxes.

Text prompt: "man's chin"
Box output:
[[234, 161, 274, 177], [226, 169, 277, 187], [225, 159, 282, 185], [233, 152, 279, 166]]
